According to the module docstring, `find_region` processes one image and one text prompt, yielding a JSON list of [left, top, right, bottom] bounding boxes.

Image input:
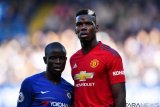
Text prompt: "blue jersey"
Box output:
[[17, 72, 74, 107]]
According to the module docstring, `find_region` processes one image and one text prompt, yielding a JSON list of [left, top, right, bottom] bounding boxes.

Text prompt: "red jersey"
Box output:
[[70, 41, 125, 107]]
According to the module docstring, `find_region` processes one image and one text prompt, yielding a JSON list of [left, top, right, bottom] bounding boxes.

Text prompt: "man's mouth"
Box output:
[[52, 65, 62, 70], [79, 33, 88, 37], [52, 67, 62, 72]]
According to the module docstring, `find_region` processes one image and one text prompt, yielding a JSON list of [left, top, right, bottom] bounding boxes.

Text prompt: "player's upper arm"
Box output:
[[17, 78, 33, 107], [107, 54, 126, 84], [111, 82, 126, 107]]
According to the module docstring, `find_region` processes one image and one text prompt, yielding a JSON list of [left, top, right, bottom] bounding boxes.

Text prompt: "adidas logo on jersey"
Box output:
[[73, 63, 77, 69]]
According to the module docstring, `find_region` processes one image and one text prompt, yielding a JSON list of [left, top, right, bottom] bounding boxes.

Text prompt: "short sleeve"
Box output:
[[17, 78, 33, 107], [107, 55, 126, 84]]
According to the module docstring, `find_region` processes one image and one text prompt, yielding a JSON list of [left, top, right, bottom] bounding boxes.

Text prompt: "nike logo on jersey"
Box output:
[[41, 91, 50, 94]]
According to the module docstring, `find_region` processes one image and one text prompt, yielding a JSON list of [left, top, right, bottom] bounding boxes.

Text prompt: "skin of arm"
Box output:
[[111, 82, 126, 107]]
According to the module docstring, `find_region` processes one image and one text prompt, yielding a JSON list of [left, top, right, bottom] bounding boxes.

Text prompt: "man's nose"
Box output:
[[81, 24, 87, 30], [55, 58, 60, 63]]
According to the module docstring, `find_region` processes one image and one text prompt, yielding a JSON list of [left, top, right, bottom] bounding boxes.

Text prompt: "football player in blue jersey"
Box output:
[[17, 42, 73, 107]]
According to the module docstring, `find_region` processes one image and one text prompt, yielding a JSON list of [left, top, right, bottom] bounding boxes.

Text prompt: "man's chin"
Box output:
[[54, 69, 63, 72], [48, 68, 63, 74]]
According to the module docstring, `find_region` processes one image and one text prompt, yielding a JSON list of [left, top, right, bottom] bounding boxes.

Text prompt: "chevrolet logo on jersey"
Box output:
[[74, 71, 94, 81]]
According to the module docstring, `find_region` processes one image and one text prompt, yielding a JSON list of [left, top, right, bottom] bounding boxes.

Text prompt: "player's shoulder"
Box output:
[[70, 49, 81, 60], [61, 78, 74, 88], [100, 42, 120, 57], [22, 72, 44, 84]]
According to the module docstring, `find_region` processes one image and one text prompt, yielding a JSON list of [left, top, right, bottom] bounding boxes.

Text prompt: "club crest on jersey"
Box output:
[[18, 92, 24, 103], [67, 92, 72, 99], [74, 71, 94, 81], [90, 59, 99, 68]]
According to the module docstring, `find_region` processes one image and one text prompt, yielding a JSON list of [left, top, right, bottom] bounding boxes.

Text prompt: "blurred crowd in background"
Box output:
[[0, 0, 160, 106]]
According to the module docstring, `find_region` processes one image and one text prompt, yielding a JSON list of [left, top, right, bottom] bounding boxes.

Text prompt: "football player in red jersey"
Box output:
[[70, 9, 126, 107]]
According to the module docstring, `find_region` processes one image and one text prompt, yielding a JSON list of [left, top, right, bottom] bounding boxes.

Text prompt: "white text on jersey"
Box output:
[[113, 71, 124, 76]]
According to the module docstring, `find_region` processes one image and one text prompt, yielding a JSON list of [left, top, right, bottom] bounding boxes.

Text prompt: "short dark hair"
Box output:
[[76, 9, 96, 18], [76, 9, 96, 24], [45, 42, 66, 56]]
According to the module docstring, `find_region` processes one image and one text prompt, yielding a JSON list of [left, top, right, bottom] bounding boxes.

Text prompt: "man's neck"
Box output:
[[45, 71, 61, 84], [81, 39, 98, 54]]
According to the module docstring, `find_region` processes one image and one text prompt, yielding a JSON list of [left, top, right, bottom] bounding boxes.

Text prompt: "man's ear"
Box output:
[[75, 29, 78, 34], [43, 56, 47, 64], [96, 25, 99, 32]]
